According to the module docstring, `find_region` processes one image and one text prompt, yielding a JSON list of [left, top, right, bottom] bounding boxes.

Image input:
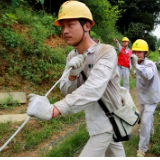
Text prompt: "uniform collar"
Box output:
[[139, 57, 147, 65], [74, 39, 100, 54], [122, 46, 130, 51]]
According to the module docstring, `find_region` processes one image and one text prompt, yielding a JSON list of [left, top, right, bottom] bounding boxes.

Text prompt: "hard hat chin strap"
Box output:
[[73, 19, 90, 47], [144, 51, 147, 58]]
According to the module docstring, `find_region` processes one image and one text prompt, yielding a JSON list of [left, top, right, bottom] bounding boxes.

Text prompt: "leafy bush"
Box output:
[[0, 26, 22, 48], [147, 51, 159, 62], [80, 0, 123, 44]]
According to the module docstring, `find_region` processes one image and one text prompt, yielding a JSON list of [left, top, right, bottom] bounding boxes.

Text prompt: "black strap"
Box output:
[[81, 71, 122, 139]]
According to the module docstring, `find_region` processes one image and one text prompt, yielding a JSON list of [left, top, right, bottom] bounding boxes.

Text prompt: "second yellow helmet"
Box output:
[[54, 1, 95, 27], [132, 39, 149, 52]]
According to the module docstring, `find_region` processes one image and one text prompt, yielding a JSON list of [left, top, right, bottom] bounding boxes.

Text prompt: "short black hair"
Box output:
[[78, 18, 91, 26]]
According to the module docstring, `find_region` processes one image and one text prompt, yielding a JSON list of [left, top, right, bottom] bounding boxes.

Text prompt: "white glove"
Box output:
[[27, 93, 54, 120], [130, 54, 138, 68], [67, 53, 87, 76]]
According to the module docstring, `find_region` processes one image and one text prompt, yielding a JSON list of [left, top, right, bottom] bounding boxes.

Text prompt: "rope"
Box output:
[[0, 67, 72, 152]]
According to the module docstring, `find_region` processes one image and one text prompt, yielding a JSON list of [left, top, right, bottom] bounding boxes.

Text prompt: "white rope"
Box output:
[[0, 45, 96, 152], [0, 67, 72, 152]]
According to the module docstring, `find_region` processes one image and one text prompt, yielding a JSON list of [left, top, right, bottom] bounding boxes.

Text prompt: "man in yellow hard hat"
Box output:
[[113, 37, 132, 91], [158, 47, 160, 56], [130, 39, 160, 157], [26, 0, 126, 157]]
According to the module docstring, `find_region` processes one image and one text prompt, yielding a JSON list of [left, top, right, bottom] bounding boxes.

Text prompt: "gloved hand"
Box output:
[[130, 54, 138, 68], [67, 53, 87, 76], [27, 93, 54, 120]]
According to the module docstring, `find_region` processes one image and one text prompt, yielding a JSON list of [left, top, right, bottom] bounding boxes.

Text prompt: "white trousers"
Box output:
[[138, 103, 157, 152], [118, 65, 130, 91], [79, 132, 126, 157]]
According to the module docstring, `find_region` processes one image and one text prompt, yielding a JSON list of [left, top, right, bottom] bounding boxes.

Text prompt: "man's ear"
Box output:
[[84, 22, 91, 32], [145, 52, 148, 57]]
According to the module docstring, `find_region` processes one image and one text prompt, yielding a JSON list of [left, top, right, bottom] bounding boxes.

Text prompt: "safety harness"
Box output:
[[74, 19, 91, 47]]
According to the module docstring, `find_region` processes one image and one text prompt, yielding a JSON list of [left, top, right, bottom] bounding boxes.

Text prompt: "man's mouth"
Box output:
[[65, 36, 71, 40]]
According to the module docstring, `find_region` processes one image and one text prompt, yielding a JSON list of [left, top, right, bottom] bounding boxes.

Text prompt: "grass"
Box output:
[[46, 123, 89, 157], [123, 103, 160, 157], [0, 111, 85, 156], [120, 68, 136, 89], [0, 121, 12, 137], [0, 95, 20, 110], [0, 1, 72, 86], [123, 134, 139, 157], [148, 103, 160, 155]]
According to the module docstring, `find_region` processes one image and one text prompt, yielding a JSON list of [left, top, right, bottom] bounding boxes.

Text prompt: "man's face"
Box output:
[[122, 41, 129, 47], [133, 51, 147, 62], [61, 19, 83, 46]]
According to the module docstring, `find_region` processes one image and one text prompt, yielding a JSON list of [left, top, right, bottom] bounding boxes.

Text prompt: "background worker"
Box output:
[[159, 47, 160, 56], [130, 39, 160, 157], [113, 37, 132, 91], [27, 1, 125, 157]]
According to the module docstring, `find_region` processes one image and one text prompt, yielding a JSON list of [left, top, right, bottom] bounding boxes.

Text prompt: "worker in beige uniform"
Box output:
[[27, 1, 125, 157], [130, 39, 160, 157], [113, 37, 132, 91]]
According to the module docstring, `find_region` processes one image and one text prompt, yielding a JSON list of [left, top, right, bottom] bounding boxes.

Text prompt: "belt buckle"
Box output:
[[106, 112, 113, 118]]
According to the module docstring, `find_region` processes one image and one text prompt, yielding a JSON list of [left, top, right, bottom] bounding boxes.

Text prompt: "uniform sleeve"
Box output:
[[54, 46, 117, 116], [115, 41, 122, 52], [135, 62, 155, 80], [60, 53, 78, 96], [129, 61, 132, 70]]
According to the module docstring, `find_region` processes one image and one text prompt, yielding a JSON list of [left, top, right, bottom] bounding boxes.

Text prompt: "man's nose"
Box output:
[[62, 26, 69, 34]]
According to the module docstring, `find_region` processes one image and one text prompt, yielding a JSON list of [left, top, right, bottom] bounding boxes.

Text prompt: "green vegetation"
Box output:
[[123, 134, 139, 157], [147, 51, 159, 62], [46, 123, 89, 157], [80, 0, 123, 45], [0, 0, 160, 157], [108, 0, 160, 51], [0, 111, 85, 156], [148, 103, 160, 155], [0, 1, 72, 86]]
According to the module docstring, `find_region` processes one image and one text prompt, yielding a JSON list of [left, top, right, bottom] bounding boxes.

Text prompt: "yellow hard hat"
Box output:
[[158, 47, 160, 51], [132, 39, 149, 52], [122, 37, 129, 42], [54, 1, 95, 27]]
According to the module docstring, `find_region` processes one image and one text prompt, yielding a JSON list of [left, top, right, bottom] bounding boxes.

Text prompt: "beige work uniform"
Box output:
[[135, 58, 160, 152], [54, 41, 125, 157]]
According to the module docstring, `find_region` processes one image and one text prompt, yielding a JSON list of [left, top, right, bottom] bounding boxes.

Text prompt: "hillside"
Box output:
[[1, 0, 160, 157]]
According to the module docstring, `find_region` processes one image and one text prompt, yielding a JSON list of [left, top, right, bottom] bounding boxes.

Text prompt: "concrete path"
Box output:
[[0, 92, 27, 104], [0, 113, 28, 123]]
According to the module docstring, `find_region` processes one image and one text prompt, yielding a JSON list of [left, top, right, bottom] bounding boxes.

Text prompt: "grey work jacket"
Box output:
[[54, 41, 122, 136], [135, 58, 160, 104]]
